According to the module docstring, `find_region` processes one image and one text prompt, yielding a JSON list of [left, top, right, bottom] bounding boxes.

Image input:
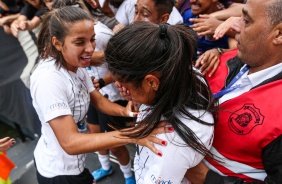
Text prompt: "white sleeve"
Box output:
[[94, 21, 113, 51], [31, 71, 72, 123], [167, 7, 183, 25], [115, 0, 135, 25]]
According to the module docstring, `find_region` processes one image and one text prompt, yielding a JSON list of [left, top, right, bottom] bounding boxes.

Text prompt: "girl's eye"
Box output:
[[142, 13, 149, 18], [75, 41, 84, 45], [90, 38, 96, 43]]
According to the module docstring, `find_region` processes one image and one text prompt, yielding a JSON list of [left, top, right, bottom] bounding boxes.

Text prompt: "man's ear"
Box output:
[[52, 36, 62, 51], [273, 23, 282, 45], [145, 74, 160, 91], [160, 13, 170, 24]]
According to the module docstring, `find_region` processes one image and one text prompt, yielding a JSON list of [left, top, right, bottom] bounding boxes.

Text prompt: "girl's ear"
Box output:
[[52, 36, 62, 51], [145, 74, 160, 91]]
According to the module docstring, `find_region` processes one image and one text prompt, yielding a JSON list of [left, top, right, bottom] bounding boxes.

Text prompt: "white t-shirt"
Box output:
[[30, 58, 95, 177], [115, 0, 135, 25], [134, 105, 214, 184], [115, 0, 183, 25], [92, 21, 123, 102], [168, 7, 184, 25], [98, 0, 118, 14]]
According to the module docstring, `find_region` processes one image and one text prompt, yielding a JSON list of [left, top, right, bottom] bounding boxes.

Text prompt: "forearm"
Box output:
[[91, 50, 105, 66], [0, 1, 9, 11], [25, 16, 41, 30], [50, 115, 133, 155], [90, 90, 128, 117], [210, 3, 243, 20], [61, 130, 132, 155], [185, 161, 209, 184], [8, 13, 19, 21], [11, 18, 20, 27], [0, 13, 19, 25], [103, 73, 115, 85]]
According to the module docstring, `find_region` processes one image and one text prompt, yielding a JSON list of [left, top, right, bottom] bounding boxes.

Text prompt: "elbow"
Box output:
[[60, 142, 79, 155]]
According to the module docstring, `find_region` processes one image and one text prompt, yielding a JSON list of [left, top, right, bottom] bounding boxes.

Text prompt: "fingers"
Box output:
[[198, 30, 213, 37], [214, 23, 229, 39], [121, 87, 132, 101], [199, 61, 210, 75], [230, 21, 241, 33], [11, 24, 18, 38], [114, 81, 132, 101], [138, 137, 163, 156], [151, 123, 174, 134], [136, 125, 174, 157], [189, 14, 209, 23], [126, 101, 138, 117], [197, 54, 210, 72], [194, 59, 201, 69], [189, 18, 203, 24], [208, 59, 220, 77], [0, 137, 15, 151], [198, 14, 210, 18], [214, 17, 241, 40], [197, 49, 220, 76], [115, 82, 129, 95], [194, 54, 205, 68], [114, 81, 121, 88], [0, 137, 10, 144], [202, 57, 217, 76], [91, 76, 95, 82], [19, 21, 28, 30]]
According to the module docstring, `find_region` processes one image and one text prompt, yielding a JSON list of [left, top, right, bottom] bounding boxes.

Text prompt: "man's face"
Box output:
[[134, 0, 163, 24], [235, 0, 273, 70], [189, 0, 216, 15]]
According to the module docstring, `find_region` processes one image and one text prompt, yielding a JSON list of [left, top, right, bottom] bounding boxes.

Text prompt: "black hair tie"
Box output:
[[159, 24, 168, 39]]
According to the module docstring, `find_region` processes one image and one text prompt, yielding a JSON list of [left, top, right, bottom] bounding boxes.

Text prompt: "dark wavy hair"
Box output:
[[105, 22, 218, 158]]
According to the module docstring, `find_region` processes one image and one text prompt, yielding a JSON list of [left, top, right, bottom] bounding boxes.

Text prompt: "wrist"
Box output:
[[217, 47, 224, 55], [98, 78, 106, 88]]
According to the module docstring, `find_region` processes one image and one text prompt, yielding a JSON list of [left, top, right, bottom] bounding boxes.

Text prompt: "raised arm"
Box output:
[[210, 3, 243, 20]]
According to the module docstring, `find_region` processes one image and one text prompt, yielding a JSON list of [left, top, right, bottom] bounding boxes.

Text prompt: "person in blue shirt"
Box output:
[[183, 0, 235, 57]]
